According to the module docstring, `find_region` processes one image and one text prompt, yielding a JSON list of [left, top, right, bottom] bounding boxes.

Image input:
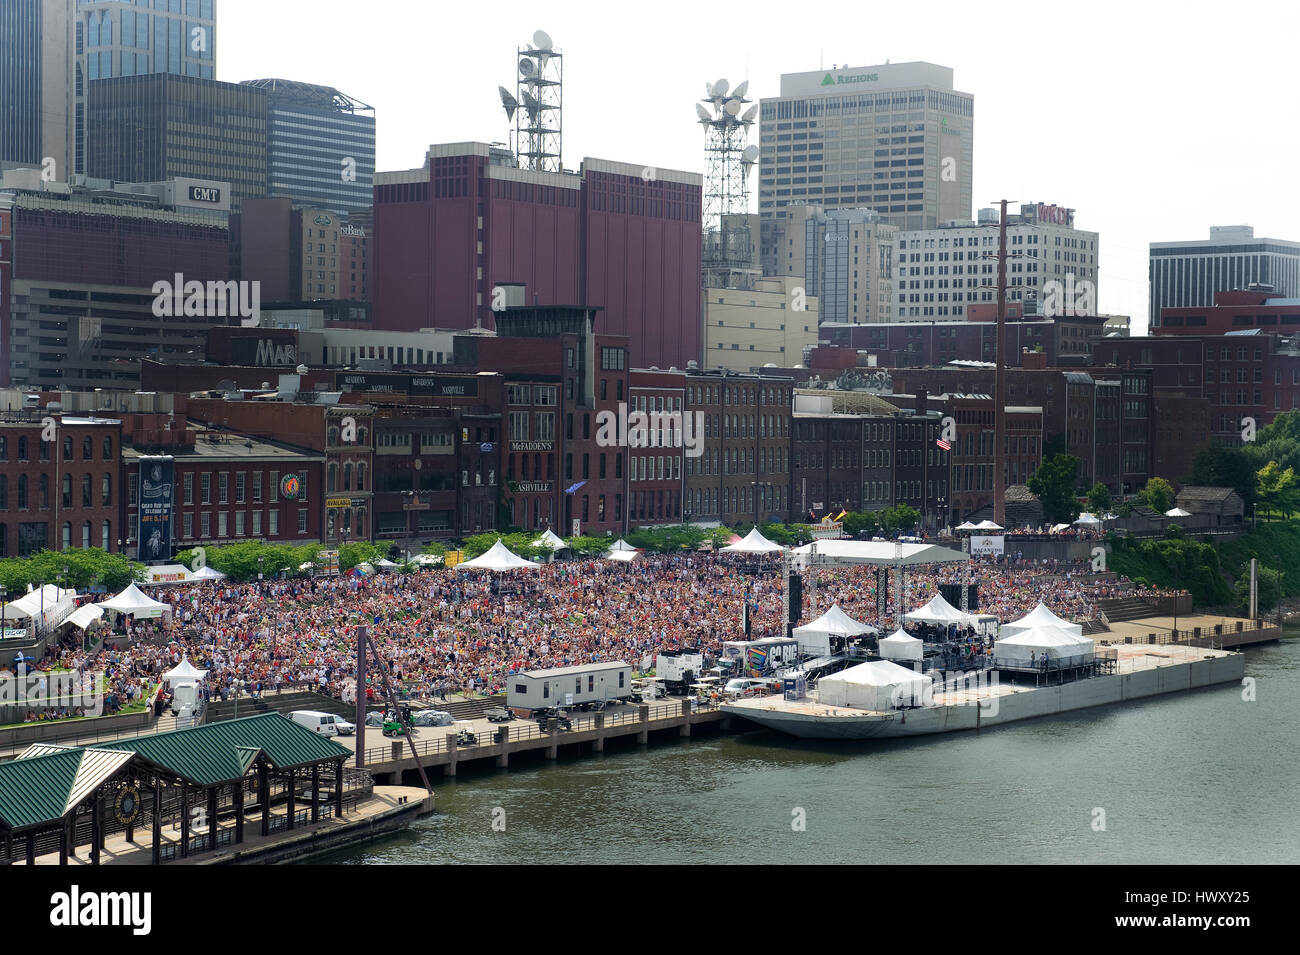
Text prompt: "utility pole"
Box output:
[[994, 199, 1009, 528]]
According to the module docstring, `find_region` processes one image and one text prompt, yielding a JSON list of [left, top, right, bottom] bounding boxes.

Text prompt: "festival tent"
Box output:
[[374, 558, 399, 570], [65, 604, 105, 631], [4, 585, 77, 621], [606, 549, 638, 563], [995, 624, 1095, 668], [999, 601, 1083, 639], [191, 565, 226, 580], [790, 539, 967, 569], [534, 529, 568, 551], [904, 593, 979, 627], [817, 659, 932, 711], [974, 520, 1004, 531], [1165, 507, 1192, 518], [1073, 512, 1102, 526], [956, 521, 981, 531], [455, 539, 540, 571], [608, 539, 636, 552], [409, 553, 443, 567], [792, 603, 877, 656], [99, 583, 170, 620], [161, 655, 208, 686], [139, 564, 195, 585], [720, 527, 784, 553], [877, 627, 924, 663]]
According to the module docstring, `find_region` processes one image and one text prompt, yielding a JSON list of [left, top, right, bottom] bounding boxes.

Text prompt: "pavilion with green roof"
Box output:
[[0, 713, 354, 865]]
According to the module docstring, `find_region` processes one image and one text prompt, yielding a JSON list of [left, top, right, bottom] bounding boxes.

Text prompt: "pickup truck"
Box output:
[[484, 705, 514, 723]]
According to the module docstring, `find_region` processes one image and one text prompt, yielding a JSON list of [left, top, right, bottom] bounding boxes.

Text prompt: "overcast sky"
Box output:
[[219, 0, 1300, 334]]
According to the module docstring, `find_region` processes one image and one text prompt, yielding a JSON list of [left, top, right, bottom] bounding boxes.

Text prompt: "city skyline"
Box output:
[[212, 0, 1300, 334]]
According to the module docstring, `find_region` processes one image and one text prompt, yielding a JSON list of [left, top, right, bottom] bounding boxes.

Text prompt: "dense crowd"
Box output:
[[23, 552, 1189, 709]]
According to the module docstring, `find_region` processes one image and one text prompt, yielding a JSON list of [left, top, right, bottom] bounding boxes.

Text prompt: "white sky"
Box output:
[[218, 0, 1300, 335]]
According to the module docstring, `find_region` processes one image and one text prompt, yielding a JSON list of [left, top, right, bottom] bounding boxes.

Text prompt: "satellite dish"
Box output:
[[741, 145, 760, 164], [732, 80, 749, 99], [741, 104, 758, 122], [713, 78, 730, 97], [521, 90, 542, 118], [499, 86, 518, 121], [533, 29, 553, 51], [724, 99, 742, 117], [695, 103, 712, 123], [519, 57, 536, 77], [705, 81, 715, 97]]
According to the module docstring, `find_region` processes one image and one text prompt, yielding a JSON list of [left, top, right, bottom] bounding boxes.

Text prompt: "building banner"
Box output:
[[969, 535, 1005, 556], [138, 458, 175, 562]]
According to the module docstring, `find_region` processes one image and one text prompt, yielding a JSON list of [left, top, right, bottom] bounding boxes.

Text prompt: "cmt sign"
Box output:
[[188, 185, 222, 203]]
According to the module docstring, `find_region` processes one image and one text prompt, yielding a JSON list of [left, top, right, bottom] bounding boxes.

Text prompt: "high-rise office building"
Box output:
[[85, 73, 266, 208], [240, 79, 375, 214], [1148, 225, 1300, 328], [758, 62, 973, 231], [73, 0, 217, 174], [0, 0, 74, 176]]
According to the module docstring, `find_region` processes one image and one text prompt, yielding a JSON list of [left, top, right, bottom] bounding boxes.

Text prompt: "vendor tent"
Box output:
[[1073, 512, 1102, 526], [534, 529, 568, 552], [161, 655, 208, 685], [191, 565, 226, 580], [790, 539, 967, 568], [606, 549, 638, 563], [995, 625, 1095, 668], [817, 659, 932, 711], [608, 538, 636, 552], [65, 604, 105, 631], [956, 521, 980, 531], [999, 601, 1083, 639], [140, 564, 195, 585], [974, 520, 1004, 531], [456, 539, 540, 571], [877, 627, 924, 663], [374, 558, 399, 570], [409, 553, 443, 567], [720, 527, 784, 553], [792, 603, 877, 656], [99, 583, 170, 620], [1164, 507, 1192, 518], [905, 593, 978, 627]]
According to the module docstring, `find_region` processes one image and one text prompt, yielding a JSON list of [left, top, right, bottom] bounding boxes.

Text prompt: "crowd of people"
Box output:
[[18, 550, 1189, 713]]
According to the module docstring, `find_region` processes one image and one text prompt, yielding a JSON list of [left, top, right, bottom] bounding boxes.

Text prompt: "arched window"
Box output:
[[18, 475, 28, 509], [82, 521, 91, 548], [39, 474, 48, 509], [103, 435, 113, 460], [343, 462, 353, 491], [102, 473, 111, 506], [356, 463, 366, 491], [328, 426, 339, 446], [62, 473, 71, 508], [82, 473, 92, 507], [62, 522, 72, 551], [17, 436, 27, 460], [327, 462, 337, 492], [102, 521, 111, 550], [63, 436, 72, 459], [82, 436, 93, 460], [358, 427, 368, 446]]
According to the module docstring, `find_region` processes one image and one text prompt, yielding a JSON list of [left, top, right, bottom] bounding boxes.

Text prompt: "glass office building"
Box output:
[[0, 0, 43, 165], [1149, 226, 1300, 328]]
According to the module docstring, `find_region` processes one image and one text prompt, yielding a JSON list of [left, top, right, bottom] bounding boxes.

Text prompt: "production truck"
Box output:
[[654, 649, 706, 695], [720, 637, 801, 677]]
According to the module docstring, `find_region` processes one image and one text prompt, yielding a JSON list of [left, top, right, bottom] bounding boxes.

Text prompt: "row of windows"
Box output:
[[0, 434, 113, 462], [0, 473, 112, 510]]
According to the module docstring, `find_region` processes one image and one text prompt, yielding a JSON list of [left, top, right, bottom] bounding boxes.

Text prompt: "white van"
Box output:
[[288, 710, 342, 737]]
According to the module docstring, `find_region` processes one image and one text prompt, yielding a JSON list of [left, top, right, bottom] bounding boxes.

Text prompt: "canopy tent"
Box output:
[[974, 520, 1004, 531], [877, 627, 924, 663], [191, 565, 226, 581], [99, 583, 170, 620], [3, 585, 77, 621], [999, 601, 1083, 639], [817, 659, 932, 711], [65, 604, 105, 631], [608, 538, 636, 552], [720, 527, 785, 554], [456, 539, 540, 571], [139, 564, 195, 585], [373, 558, 399, 570], [534, 529, 568, 552], [1165, 507, 1192, 518], [790, 540, 967, 569], [904, 593, 979, 627], [956, 521, 981, 531], [606, 549, 638, 563], [1050, 523, 1072, 534], [409, 553, 443, 567], [161, 655, 209, 685], [792, 603, 877, 656], [995, 624, 1095, 668], [1073, 512, 1102, 526]]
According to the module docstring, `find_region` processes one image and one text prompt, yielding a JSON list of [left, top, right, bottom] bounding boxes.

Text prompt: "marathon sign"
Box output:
[[1022, 203, 1074, 228]]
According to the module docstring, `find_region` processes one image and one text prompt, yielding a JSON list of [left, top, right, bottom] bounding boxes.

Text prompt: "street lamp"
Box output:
[[0, 585, 7, 638]]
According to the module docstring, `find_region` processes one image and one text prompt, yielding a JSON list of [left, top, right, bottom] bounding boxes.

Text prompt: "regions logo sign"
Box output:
[[821, 71, 878, 87]]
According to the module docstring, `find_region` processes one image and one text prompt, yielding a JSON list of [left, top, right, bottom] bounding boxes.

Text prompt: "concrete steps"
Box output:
[[1097, 596, 1159, 623]]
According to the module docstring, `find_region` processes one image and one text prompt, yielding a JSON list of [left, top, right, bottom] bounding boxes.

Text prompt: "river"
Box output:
[[324, 633, 1300, 865]]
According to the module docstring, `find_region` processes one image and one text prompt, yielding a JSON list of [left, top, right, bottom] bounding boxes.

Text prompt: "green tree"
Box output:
[[1027, 453, 1082, 524], [840, 510, 880, 538], [1138, 477, 1176, 515], [1187, 443, 1258, 508], [1233, 563, 1283, 613], [1086, 482, 1112, 514], [1256, 461, 1300, 519]]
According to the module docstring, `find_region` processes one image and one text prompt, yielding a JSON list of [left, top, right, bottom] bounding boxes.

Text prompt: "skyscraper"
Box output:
[[240, 79, 375, 214], [1149, 225, 1300, 328], [0, 0, 74, 176], [758, 61, 973, 231], [74, 0, 217, 173]]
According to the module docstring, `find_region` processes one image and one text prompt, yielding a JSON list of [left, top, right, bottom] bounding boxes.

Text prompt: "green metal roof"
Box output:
[[0, 749, 83, 830]]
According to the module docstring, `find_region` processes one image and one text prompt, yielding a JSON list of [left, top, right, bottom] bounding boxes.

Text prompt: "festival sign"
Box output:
[[138, 457, 175, 562], [969, 535, 1005, 556]]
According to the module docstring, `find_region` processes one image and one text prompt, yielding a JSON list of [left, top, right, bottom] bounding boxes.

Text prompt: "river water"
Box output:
[[326, 634, 1300, 865]]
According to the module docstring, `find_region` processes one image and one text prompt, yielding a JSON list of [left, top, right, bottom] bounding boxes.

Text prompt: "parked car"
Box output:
[[484, 706, 514, 723], [332, 715, 356, 736]]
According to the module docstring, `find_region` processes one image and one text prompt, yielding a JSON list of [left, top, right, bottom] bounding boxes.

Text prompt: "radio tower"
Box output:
[[497, 30, 562, 171], [698, 78, 759, 290]]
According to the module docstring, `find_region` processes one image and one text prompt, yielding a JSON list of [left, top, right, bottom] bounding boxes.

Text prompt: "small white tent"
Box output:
[[534, 529, 568, 551], [161, 655, 208, 686], [1074, 512, 1102, 526], [995, 625, 1095, 668], [191, 565, 226, 580], [905, 593, 978, 627], [878, 627, 924, 663], [999, 601, 1083, 639], [792, 603, 877, 656], [817, 659, 932, 711], [100, 583, 170, 620], [608, 538, 636, 552], [1165, 507, 1192, 518], [974, 520, 1004, 531], [720, 527, 784, 553], [65, 604, 105, 631], [606, 549, 638, 563], [456, 539, 540, 571]]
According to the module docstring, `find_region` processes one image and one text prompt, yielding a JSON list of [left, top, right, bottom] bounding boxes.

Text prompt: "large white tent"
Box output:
[[1000, 601, 1083, 639], [65, 604, 105, 631], [191, 565, 227, 580], [817, 659, 932, 711], [790, 539, 967, 569], [534, 529, 568, 551], [878, 627, 924, 663], [905, 593, 978, 627], [606, 549, 638, 563], [1074, 512, 1102, 526], [974, 520, 1004, 531], [99, 583, 170, 620], [608, 538, 636, 552], [3, 584, 78, 633], [456, 539, 540, 571], [139, 564, 195, 585], [721, 527, 784, 553], [792, 603, 877, 656], [161, 655, 208, 686], [995, 625, 1095, 668]]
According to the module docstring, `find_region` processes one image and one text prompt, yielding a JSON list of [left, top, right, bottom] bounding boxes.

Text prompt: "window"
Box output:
[[201, 473, 211, 504], [103, 436, 113, 460], [218, 473, 229, 504], [102, 473, 111, 507], [201, 512, 211, 537], [252, 471, 262, 503], [269, 510, 279, 536], [218, 512, 228, 537], [82, 436, 93, 460], [183, 472, 193, 505], [235, 472, 246, 503], [298, 509, 308, 534], [63, 474, 72, 508]]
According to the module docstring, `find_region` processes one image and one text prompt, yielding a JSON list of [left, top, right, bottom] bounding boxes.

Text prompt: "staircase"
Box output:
[[205, 689, 354, 724], [1096, 596, 1159, 623], [1080, 619, 1110, 636]]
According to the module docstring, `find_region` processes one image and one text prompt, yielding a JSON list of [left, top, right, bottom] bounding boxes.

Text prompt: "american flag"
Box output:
[[936, 438, 951, 451]]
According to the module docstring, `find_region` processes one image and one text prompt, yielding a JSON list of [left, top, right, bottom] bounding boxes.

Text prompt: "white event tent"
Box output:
[[1165, 507, 1192, 518], [905, 593, 979, 627], [818, 659, 932, 711], [161, 655, 209, 686], [606, 549, 638, 563], [877, 627, 924, 663], [790, 539, 967, 569], [534, 529, 568, 551], [999, 601, 1083, 639], [191, 565, 227, 581], [995, 625, 1095, 668], [3, 585, 78, 633], [456, 539, 540, 571], [721, 527, 784, 554], [66, 604, 105, 631], [100, 583, 171, 620], [608, 538, 636, 552], [792, 603, 877, 656]]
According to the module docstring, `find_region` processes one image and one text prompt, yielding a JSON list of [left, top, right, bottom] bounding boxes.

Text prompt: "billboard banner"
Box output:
[[137, 458, 175, 562], [969, 535, 1005, 556]]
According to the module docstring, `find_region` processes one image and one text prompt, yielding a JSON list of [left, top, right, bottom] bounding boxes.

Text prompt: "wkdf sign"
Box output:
[[969, 535, 1005, 555]]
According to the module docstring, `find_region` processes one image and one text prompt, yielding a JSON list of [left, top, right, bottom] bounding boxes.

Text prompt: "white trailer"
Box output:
[[506, 661, 634, 712], [655, 649, 706, 693]]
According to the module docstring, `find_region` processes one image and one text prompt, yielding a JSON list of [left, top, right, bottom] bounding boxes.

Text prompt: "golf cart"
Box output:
[[455, 723, 478, 746], [533, 707, 572, 731]]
